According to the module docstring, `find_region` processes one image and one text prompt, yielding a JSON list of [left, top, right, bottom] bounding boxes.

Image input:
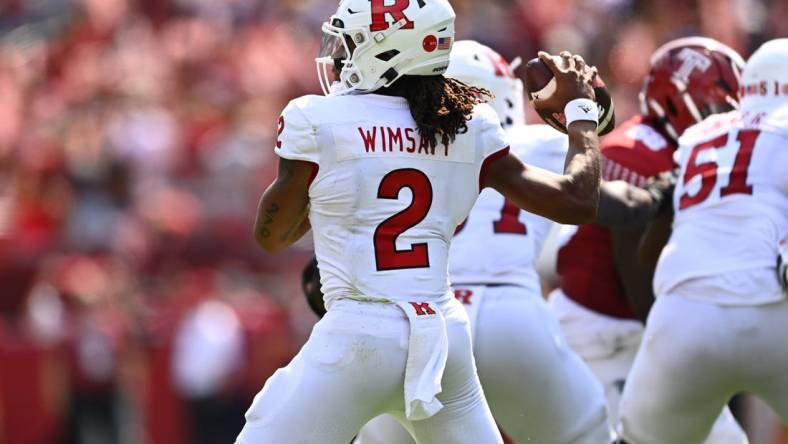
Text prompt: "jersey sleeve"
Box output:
[[274, 98, 319, 164], [600, 119, 676, 185], [474, 104, 510, 191], [476, 103, 510, 157]]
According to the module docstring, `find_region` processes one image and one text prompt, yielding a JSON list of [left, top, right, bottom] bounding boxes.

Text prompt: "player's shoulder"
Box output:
[[600, 114, 676, 180], [469, 103, 503, 128], [743, 104, 788, 139], [678, 110, 741, 149], [282, 94, 340, 124], [601, 115, 673, 154], [284, 93, 393, 123]]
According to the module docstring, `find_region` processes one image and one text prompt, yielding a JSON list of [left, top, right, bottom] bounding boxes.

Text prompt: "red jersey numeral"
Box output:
[[374, 169, 433, 271], [493, 199, 527, 234], [679, 129, 760, 210], [453, 199, 527, 236]]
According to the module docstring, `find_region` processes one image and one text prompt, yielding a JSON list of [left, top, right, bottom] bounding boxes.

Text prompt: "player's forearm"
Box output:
[[611, 226, 655, 322], [638, 209, 674, 271], [254, 159, 312, 253], [560, 121, 601, 222]]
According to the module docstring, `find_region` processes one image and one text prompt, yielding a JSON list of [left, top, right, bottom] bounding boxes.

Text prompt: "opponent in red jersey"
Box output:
[[548, 37, 749, 442]]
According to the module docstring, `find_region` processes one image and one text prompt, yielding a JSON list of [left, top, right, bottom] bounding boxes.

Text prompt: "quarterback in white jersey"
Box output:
[[235, 0, 604, 443], [357, 41, 611, 444], [619, 39, 788, 444]]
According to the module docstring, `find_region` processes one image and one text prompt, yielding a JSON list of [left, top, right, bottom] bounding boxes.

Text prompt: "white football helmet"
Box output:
[[445, 40, 525, 128], [316, 0, 455, 95], [740, 38, 788, 112]]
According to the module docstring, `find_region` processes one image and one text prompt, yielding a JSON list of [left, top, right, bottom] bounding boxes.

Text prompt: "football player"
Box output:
[[235, 0, 604, 442], [356, 40, 613, 444], [618, 38, 788, 444], [548, 37, 748, 441]]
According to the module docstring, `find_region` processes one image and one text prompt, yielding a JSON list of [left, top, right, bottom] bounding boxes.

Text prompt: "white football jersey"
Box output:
[[275, 94, 509, 308], [449, 124, 567, 293], [654, 108, 788, 304]]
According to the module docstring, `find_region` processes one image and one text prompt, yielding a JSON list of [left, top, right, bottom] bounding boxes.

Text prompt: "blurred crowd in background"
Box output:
[[0, 0, 785, 443]]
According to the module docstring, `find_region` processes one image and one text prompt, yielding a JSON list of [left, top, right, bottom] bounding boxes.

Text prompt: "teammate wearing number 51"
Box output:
[[619, 39, 788, 444], [235, 0, 603, 443]]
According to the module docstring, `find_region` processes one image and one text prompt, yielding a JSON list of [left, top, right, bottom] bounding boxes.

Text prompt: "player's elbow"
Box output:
[[556, 179, 599, 224], [576, 200, 599, 224], [564, 199, 598, 224], [254, 226, 286, 254]]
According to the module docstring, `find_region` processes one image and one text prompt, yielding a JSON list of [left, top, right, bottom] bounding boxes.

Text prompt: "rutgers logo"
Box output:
[[409, 301, 436, 316], [453, 289, 473, 305], [674, 48, 711, 83], [370, 0, 414, 32]]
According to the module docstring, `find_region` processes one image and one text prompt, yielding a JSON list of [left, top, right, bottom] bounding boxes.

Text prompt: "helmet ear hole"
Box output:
[[376, 50, 400, 62], [665, 97, 678, 116]]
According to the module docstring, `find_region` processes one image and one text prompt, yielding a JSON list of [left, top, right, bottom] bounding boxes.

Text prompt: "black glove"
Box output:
[[644, 168, 678, 217], [302, 256, 326, 318]]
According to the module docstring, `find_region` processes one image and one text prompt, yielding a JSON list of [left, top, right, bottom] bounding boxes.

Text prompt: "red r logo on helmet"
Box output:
[[370, 0, 414, 32]]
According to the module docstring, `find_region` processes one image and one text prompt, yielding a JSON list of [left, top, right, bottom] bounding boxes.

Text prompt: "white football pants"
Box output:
[[549, 290, 748, 444], [620, 292, 788, 444], [357, 285, 612, 444], [235, 297, 502, 444]]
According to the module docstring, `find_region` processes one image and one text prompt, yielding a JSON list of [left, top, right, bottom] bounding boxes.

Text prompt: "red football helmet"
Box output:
[[640, 37, 745, 141]]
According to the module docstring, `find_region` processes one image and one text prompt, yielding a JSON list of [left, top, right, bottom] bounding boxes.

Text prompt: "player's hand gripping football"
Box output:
[[532, 51, 597, 113]]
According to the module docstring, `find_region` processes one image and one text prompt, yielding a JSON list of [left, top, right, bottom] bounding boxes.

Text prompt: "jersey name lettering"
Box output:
[[333, 123, 473, 163], [357, 126, 449, 156]]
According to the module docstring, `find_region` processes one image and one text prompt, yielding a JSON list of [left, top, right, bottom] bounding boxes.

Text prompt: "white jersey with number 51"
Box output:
[[654, 108, 788, 304], [275, 94, 509, 309]]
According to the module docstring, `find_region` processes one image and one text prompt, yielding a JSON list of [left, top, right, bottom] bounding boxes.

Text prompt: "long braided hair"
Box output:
[[381, 75, 492, 150]]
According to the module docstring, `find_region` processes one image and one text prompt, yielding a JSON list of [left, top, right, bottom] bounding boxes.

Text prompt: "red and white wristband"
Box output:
[[564, 98, 599, 127]]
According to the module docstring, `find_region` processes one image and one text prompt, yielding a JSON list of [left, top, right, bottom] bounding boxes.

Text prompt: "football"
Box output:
[[524, 57, 616, 135]]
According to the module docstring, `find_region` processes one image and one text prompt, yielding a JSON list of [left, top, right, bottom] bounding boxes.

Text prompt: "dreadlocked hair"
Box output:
[[381, 75, 492, 150]]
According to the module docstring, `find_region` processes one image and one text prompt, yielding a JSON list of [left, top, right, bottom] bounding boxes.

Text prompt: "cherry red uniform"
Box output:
[[557, 115, 675, 319]]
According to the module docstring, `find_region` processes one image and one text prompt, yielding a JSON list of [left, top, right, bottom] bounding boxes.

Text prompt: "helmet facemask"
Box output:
[[317, 18, 368, 95], [317, 16, 413, 96]]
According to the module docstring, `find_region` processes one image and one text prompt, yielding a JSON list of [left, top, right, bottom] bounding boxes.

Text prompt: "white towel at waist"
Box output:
[[391, 299, 449, 421]]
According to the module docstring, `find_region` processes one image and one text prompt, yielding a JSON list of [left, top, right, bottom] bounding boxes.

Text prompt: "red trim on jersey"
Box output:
[[306, 162, 319, 187], [479, 146, 510, 191]]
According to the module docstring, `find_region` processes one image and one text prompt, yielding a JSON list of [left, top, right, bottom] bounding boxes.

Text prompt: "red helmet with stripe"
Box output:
[[639, 37, 745, 141]]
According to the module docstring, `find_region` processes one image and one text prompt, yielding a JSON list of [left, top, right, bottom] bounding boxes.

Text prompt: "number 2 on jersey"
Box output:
[[679, 129, 760, 210], [374, 169, 433, 271]]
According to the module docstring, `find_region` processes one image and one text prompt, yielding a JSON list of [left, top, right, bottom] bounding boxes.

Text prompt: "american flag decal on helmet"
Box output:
[[437, 37, 452, 50]]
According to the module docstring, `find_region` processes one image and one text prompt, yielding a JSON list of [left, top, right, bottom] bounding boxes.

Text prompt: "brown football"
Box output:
[[523, 57, 615, 135]]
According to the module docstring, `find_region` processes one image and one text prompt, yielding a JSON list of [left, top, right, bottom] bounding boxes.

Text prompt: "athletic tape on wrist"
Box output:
[[564, 98, 599, 127]]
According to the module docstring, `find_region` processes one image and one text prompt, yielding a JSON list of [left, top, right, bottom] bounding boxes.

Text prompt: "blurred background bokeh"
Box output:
[[0, 0, 785, 443]]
